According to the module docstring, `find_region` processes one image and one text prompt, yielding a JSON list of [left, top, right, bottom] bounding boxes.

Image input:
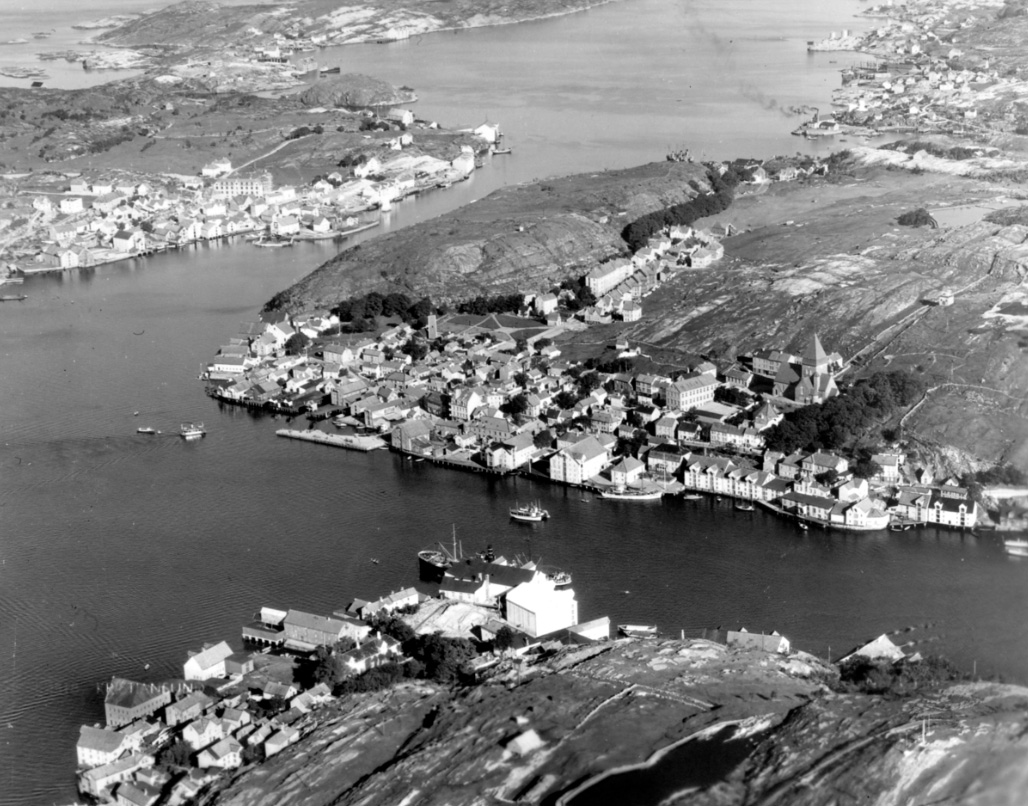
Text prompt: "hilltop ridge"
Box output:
[[199, 639, 1028, 806]]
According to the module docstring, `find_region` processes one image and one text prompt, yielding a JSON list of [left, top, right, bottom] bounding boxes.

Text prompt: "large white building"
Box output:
[[549, 435, 609, 485], [76, 726, 126, 769], [212, 171, 273, 199], [666, 373, 717, 411], [183, 641, 234, 681], [504, 583, 579, 638], [585, 259, 633, 297]]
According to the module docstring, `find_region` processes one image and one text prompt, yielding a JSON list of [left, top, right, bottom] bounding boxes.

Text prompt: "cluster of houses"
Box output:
[[21, 123, 486, 274], [831, 7, 1015, 134], [204, 307, 979, 532], [76, 601, 410, 805], [74, 557, 609, 806], [575, 224, 726, 324], [76, 669, 313, 805]]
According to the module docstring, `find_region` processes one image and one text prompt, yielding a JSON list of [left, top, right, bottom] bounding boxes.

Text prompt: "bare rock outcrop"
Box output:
[[202, 641, 1028, 806], [298, 74, 415, 108], [266, 161, 713, 311]]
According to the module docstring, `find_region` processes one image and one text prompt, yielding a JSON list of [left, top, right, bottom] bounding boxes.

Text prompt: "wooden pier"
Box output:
[[276, 428, 386, 452]]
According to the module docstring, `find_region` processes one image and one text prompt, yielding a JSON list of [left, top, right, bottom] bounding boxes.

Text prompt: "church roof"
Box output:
[[803, 333, 829, 367]]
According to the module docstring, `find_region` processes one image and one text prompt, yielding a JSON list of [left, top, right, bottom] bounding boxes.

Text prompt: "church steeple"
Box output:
[[802, 332, 830, 377]]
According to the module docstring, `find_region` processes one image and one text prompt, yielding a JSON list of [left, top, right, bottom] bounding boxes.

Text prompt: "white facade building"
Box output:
[[183, 640, 234, 681], [549, 436, 608, 485], [505, 583, 578, 638]]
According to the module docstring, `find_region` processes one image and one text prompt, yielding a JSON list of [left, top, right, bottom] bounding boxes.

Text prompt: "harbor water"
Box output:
[[1, 1, 1026, 805]]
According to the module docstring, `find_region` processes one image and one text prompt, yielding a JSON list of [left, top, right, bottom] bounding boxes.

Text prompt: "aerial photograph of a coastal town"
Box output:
[[3, 0, 1028, 803]]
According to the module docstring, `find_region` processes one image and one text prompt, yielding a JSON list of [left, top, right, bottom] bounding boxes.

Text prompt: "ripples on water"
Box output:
[[1, 1, 1027, 804]]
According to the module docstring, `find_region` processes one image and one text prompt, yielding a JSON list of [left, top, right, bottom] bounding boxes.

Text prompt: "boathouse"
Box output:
[[242, 607, 287, 647]]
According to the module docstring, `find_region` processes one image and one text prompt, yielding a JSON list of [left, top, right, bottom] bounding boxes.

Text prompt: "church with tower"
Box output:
[[772, 332, 841, 405]]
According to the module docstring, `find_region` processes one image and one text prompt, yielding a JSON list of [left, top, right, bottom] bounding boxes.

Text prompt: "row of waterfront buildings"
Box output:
[[204, 307, 978, 531], [15, 125, 486, 274], [74, 544, 608, 805]]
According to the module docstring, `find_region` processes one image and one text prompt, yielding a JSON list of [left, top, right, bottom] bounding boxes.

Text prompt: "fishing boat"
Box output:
[[600, 486, 663, 501], [1004, 538, 1028, 557], [253, 236, 293, 248], [136, 427, 158, 435], [618, 624, 658, 637], [418, 527, 463, 582], [734, 502, 756, 512], [510, 501, 549, 522], [179, 422, 205, 439]]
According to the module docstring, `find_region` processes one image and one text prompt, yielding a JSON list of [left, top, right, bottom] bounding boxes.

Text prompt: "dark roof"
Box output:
[[105, 678, 167, 709], [440, 578, 483, 594], [449, 559, 535, 588], [781, 491, 836, 509]]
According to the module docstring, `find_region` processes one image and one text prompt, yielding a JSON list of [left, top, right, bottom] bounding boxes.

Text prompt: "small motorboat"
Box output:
[[136, 427, 158, 435], [734, 503, 755, 512], [510, 501, 549, 522], [180, 422, 206, 439], [1004, 538, 1028, 557], [797, 521, 809, 531]]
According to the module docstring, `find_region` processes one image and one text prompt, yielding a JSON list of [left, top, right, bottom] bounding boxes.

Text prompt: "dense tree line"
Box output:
[[331, 292, 434, 330], [584, 356, 635, 374], [961, 463, 1027, 499], [621, 167, 741, 252], [764, 371, 925, 454], [456, 293, 526, 316]]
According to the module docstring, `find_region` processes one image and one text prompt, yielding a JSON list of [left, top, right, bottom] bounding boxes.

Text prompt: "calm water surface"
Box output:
[[2, 2, 1027, 806]]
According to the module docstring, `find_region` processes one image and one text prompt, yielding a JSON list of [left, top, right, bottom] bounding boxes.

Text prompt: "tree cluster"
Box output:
[[764, 372, 925, 454], [583, 356, 635, 374], [621, 167, 740, 252], [896, 208, 937, 228], [456, 293, 525, 316], [714, 385, 751, 407], [306, 614, 479, 693], [557, 277, 597, 312], [337, 153, 369, 168], [332, 292, 434, 330], [401, 337, 429, 361], [834, 655, 967, 696], [284, 331, 311, 355], [501, 392, 529, 417], [966, 464, 1027, 487]]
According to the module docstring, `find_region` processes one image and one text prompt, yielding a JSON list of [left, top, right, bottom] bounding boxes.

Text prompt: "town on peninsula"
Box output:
[[3, 0, 1028, 804]]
